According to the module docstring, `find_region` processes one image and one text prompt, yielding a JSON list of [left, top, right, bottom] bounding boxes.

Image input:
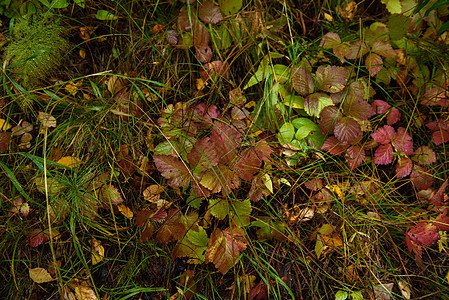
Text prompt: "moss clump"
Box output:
[[5, 13, 70, 88]]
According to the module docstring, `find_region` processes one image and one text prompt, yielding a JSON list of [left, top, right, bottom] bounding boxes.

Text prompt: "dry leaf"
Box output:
[[90, 238, 104, 265], [65, 81, 81, 95], [106, 75, 127, 95], [118, 204, 133, 219], [57, 156, 81, 168], [74, 284, 99, 300], [398, 280, 411, 299], [38, 112, 57, 129], [29, 267, 54, 283], [79, 49, 86, 59]]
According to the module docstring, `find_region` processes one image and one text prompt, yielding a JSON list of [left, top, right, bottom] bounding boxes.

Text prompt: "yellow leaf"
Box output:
[[74, 284, 99, 300], [29, 267, 54, 283], [196, 78, 207, 90], [65, 81, 81, 95], [90, 238, 104, 266], [324, 12, 333, 22], [118, 204, 133, 219], [57, 156, 81, 168], [0, 118, 12, 131]]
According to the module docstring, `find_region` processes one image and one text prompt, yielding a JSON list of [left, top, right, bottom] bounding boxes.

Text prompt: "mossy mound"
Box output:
[[5, 13, 70, 88]]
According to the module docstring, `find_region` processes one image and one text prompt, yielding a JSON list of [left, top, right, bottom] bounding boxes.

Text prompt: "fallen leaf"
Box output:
[[29, 267, 54, 283], [57, 156, 81, 168], [398, 280, 411, 299], [0, 118, 12, 131], [118, 204, 133, 219], [90, 238, 104, 265], [37, 112, 57, 129]]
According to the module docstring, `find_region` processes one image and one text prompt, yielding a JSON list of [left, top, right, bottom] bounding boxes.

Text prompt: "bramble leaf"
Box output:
[[319, 106, 341, 135], [412, 146, 437, 165], [320, 32, 341, 49], [188, 137, 219, 171], [153, 155, 191, 187], [343, 100, 376, 121], [365, 53, 383, 76], [407, 222, 439, 247], [396, 157, 412, 178], [278, 122, 295, 144], [372, 99, 390, 114], [200, 164, 240, 194], [315, 66, 347, 93], [211, 122, 242, 163], [205, 226, 247, 274], [321, 136, 348, 155], [392, 127, 413, 155], [304, 93, 333, 117], [372, 125, 395, 144], [173, 226, 209, 264], [334, 117, 362, 144], [292, 68, 315, 96], [199, 0, 224, 24], [410, 165, 434, 190], [374, 143, 393, 165], [345, 145, 365, 170], [346, 41, 369, 59], [429, 179, 448, 206], [371, 40, 397, 58]]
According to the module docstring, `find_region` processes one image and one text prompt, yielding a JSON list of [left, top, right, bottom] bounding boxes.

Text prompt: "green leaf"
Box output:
[[273, 64, 290, 84], [304, 93, 333, 118], [209, 198, 228, 220], [74, 0, 85, 8], [218, 0, 243, 15], [278, 122, 295, 144], [335, 290, 349, 300], [229, 199, 251, 227], [173, 226, 209, 264], [381, 0, 401, 14], [96, 10, 118, 21], [388, 14, 411, 40]]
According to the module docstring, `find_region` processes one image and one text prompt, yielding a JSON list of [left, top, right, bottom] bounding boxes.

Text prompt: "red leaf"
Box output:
[[156, 209, 187, 243], [405, 234, 423, 266], [386, 107, 401, 125], [410, 165, 434, 190], [430, 179, 448, 206], [193, 23, 210, 49], [374, 143, 393, 165], [234, 145, 269, 182], [345, 145, 365, 170], [304, 178, 323, 191], [140, 223, 154, 242], [407, 221, 439, 246], [372, 125, 395, 144], [365, 53, 383, 77], [315, 66, 347, 93], [432, 129, 449, 145], [392, 127, 413, 155], [321, 136, 348, 155], [319, 106, 341, 135], [30, 228, 47, 247], [292, 68, 315, 96], [211, 122, 242, 163], [372, 99, 390, 114], [334, 117, 362, 144], [150, 206, 168, 221], [136, 209, 153, 228], [198, 0, 223, 24], [153, 154, 191, 187], [205, 226, 247, 274], [435, 209, 449, 231], [188, 137, 219, 171], [178, 7, 195, 30], [371, 40, 397, 58], [395, 157, 413, 178]]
